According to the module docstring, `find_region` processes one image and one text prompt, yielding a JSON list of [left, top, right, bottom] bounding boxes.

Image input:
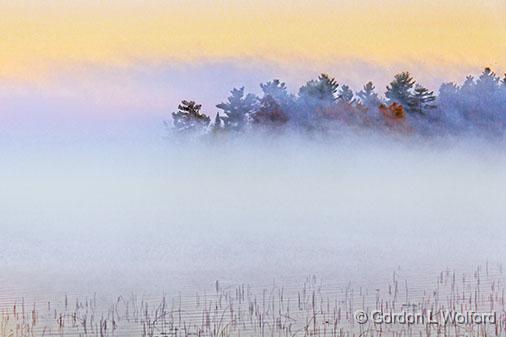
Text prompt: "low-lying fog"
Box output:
[[1, 135, 505, 300]]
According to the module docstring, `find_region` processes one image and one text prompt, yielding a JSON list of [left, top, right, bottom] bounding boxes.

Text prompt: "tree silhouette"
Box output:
[[409, 84, 436, 115], [298, 74, 339, 102], [385, 72, 415, 112], [473, 68, 504, 129], [171, 100, 210, 132], [167, 66, 506, 137], [357, 82, 381, 110], [438, 82, 462, 127], [439, 82, 459, 98], [476, 67, 499, 92], [436, 68, 506, 132], [461, 76, 475, 91], [338, 85, 354, 103], [259, 79, 296, 119], [216, 87, 258, 131], [252, 95, 289, 126], [260, 80, 294, 106], [296, 74, 339, 127], [211, 112, 223, 133]]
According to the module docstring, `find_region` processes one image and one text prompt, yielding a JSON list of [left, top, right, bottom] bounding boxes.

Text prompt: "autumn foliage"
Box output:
[[252, 96, 289, 126], [167, 67, 506, 138], [379, 103, 409, 133]]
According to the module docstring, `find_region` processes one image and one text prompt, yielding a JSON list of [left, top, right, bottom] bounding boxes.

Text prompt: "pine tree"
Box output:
[[476, 67, 500, 93], [338, 85, 354, 103], [171, 100, 210, 132], [298, 73, 339, 102], [357, 82, 381, 109], [214, 112, 221, 126], [295, 74, 339, 127], [216, 87, 258, 131], [252, 95, 289, 126], [212, 112, 222, 132], [259, 79, 296, 115], [438, 82, 459, 114], [409, 84, 436, 115], [473, 68, 503, 128], [385, 72, 415, 112], [439, 82, 459, 96], [459, 76, 475, 100], [260, 80, 292, 104]]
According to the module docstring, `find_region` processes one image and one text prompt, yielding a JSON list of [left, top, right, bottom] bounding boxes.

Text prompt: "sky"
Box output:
[[1, 0, 505, 76], [0, 0, 505, 139]]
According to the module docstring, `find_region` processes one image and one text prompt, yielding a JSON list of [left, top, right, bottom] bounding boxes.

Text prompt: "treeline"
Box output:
[[166, 67, 506, 137]]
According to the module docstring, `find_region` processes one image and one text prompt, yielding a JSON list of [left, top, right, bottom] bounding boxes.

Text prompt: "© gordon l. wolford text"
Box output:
[[354, 310, 497, 325]]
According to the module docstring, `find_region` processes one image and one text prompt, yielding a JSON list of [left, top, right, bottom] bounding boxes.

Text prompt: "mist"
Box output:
[[1, 61, 505, 302], [1, 2, 505, 333], [1, 134, 505, 300]]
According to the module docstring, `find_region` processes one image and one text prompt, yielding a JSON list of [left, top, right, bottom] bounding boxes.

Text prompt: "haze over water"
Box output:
[[1, 0, 506, 316], [1, 135, 505, 303]]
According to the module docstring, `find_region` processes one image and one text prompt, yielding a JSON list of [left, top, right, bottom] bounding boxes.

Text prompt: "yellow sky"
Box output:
[[1, 0, 505, 81]]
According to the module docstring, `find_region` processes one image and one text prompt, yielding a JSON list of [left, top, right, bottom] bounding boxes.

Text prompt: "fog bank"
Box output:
[[0, 136, 504, 299]]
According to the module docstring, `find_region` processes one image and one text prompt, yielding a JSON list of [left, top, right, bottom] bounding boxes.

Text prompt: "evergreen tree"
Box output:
[[357, 82, 381, 110], [476, 67, 499, 92], [260, 80, 293, 105], [461, 76, 475, 91], [438, 82, 459, 113], [212, 112, 222, 131], [338, 85, 354, 103], [409, 84, 436, 115], [214, 112, 222, 126], [437, 82, 471, 130], [438, 69, 504, 131], [171, 100, 210, 132], [252, 95, 289, 126], [295, 74, 339, 127], [298, 73, 339, 102], [385, 72, 415, 111], [166, 66, 506, 138], [439, 82, 459, 97], [259, 79, 296, 116], [473, 68, 503, 127], [459, 76, 476, 103], [216, 87, 258, 131]]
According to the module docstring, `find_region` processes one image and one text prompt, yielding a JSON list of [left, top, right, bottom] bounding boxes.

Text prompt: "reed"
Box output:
[[1, 265, 504, 337]]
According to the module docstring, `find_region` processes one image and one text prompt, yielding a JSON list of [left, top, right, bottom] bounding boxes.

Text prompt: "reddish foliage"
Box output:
[[379, 103, 410, 132], [253, 96, 289, 126]]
